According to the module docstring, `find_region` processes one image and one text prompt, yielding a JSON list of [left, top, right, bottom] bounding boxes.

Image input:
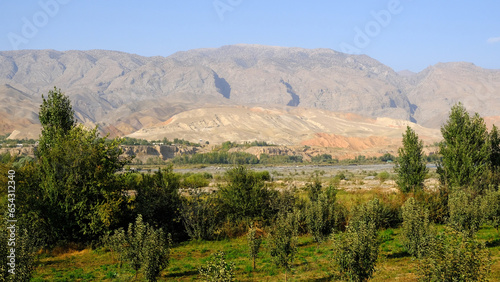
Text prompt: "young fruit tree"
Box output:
[[332, 220, 379, 281], [401, 197, 435, 258], [269, 211, 299, 282], [246, 225, 263, 270]]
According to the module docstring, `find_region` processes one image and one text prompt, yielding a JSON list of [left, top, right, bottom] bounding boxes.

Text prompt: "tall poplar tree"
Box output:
[[395, 126, 428, 193], [21, 87, 129, 245], [438, 103, 490, 191]]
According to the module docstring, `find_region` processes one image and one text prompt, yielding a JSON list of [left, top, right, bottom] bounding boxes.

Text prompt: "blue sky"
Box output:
[[0, 0, 499, 72]]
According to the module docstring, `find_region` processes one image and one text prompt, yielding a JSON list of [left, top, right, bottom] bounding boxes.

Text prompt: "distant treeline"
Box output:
[[120, 137, 201, 147], [0, 134, 37, 147], [172, 152, 304, 165]]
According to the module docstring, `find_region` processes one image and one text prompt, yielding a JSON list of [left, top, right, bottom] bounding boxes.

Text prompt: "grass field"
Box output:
[[31, 225, 500, 281], [30, 166, 500, 281]]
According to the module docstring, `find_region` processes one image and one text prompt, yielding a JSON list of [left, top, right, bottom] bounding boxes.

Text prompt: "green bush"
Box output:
[[180, 190, 221, 241], [258, 154, 303, 164], [269, 211, 299, 281], [306, 178, 322, 202], [305, 184, 346, 242], [418, 229, 491, 281], [181, 173, 210, 188], [0, 228, 36, 281], [401, 198, 435, 258], [198, 251, 235, 282], [414, 188, 449, 224], [311, 154, 337, 163], [134, 167, 185, 240], [482, 188, 500, 233], [219, 166, 278, 221], [377, 171, 390, 183], [106, 215, 171, 281], [247, 225, 263, 270], [350, 198, 394, 230], [448, 190, 484, 238], [142, 225, 172, 281], [332, 220, 379, 281], [173, 151, 259, 165]]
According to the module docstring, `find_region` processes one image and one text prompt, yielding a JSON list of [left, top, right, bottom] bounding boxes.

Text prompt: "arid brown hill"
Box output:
[[0, 45, 498, 141]]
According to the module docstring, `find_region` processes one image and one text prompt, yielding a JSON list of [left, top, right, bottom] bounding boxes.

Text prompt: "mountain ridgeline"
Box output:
[[0, 44, 499, 140]]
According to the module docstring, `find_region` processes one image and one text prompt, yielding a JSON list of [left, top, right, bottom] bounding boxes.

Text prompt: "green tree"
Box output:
[[18, 88, 129, 246], [269, 211, 299, 282], [134, 167, 184, 240], [350, 198, 389, 230], [489, 125, 500, 185], [36, 125, 127, 243], [438, 103, 490, 191], [332, 220, 379, 282], [448, 190, 484, 238], [180, 190, 221, 241], [247, 225, 263, 270], [219, 166, 277, 221], [418, 229, 491, 282], [305, 184, 345, 242], [482, 189, 500, 233], [37, 86, 76, 156], [395, 126, 428, 193], [401, 198, 435, 258], [108, 215, 171, 281]]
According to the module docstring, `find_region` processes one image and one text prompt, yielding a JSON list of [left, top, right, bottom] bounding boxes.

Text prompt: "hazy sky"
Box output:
[[1, 0, 499, 72]]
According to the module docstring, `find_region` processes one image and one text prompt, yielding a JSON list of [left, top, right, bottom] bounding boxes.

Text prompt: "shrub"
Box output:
[[377, 171, 390, 184], [418, 229, 491, 281], [180, 190, 221, 241], [247, 225, 263, 270], [219, 166, 278, 221], [198, 251, 235, 282], [107, 215, 171, 281], [448, 190, 484, 238], [401, 198, 435, 258], [270, 187, 299, 215], [141, 226, 172, 281], [482, 189, 500, 233], [306, 178, 322, 202], [332, 220, 379, 281], [0, 228, 36, 281], [269, 211, 299, 281], [305, 185, 346, 242], [181, 173, 210, 189], [414, 187, 449, 224], [311, 154, 335, 163], [134, 167, 184, 240], [350, 198, 389, 230]]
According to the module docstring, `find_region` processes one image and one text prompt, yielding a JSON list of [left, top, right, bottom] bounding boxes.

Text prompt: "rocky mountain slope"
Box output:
[[0, 45, 498, 144]]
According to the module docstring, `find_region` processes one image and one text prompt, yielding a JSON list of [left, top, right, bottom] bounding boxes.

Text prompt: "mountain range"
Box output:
[[1, 44, 499, 147]]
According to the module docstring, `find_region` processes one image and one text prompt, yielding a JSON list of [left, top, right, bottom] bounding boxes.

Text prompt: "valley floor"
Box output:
[[31, 164, 499, 281]]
